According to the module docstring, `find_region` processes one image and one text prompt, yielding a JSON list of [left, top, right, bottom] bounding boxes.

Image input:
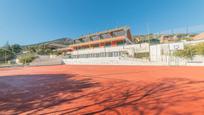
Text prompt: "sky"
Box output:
[[0, 0, 204, 46]]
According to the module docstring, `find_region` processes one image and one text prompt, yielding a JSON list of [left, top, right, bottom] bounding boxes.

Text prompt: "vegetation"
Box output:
[[0, 49, 14, 62], [133, 34, 161, 44], [24, 45, 59, 55], [176, 37, 193, 41], [18, 53, 37, 64], [10, 44, 22, 54], [173, 43, 204, 59], [134, 52, 149, 59], [134, 33, 196, 44], [194, 43, 204, 55], [0, 43, 22, 62], [21, 38, 72, 56], [0, 38, 66, 65], [173, 45, 196, 59]]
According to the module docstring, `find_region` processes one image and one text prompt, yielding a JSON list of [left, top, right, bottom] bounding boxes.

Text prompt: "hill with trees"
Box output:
[[0, 38, 73, 65]]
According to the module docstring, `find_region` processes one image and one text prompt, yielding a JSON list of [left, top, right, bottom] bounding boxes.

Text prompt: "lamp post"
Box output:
[[146, 24, 151, 61], [4, 50, 6, 63]]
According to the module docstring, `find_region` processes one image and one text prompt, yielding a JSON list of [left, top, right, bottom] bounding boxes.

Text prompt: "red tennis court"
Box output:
[[0, 65, 204, 115]]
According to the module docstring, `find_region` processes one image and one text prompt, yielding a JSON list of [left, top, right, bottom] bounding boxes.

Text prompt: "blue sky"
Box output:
[[0, 0, 204, 46]]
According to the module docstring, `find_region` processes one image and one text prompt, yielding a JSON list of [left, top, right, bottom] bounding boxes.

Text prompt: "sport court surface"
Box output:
[[0, 65, 204, 115]]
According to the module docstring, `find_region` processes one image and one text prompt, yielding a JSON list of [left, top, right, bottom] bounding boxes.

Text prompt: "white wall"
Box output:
[[63, 40, 204, 66], [63, 57, 167, 65], [71, 43, 149, 55], [150, 45, 161, 62]]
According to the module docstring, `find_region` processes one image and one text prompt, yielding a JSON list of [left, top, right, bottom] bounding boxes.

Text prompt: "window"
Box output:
[[101, 33, 112, 39], [105, 42, 111, 47], [113, 52, 119, 57], [92, 44, 99, 48], [107, 52, 113, 57], [83, 37, 91, 42], [92, 36, 100, 41], [117, 41, 124, 46], [113, 30, 125, 37]]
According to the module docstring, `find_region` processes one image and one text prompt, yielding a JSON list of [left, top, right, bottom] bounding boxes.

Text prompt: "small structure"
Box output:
[[160, 35, 177, 43]]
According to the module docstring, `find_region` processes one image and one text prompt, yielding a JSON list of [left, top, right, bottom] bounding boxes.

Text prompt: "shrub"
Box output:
[[18, 53, 37, 64], [194, 43, 204, 55], [173, 45, 196, 59], [134, 52, 149, 58], [174, 43, 204, 59]]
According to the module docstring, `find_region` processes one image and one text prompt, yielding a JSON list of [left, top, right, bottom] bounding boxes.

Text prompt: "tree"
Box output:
[[4, 41, 12, 51], [0, 48, 14, 62], [18, 53, 37, 64], [11, 44, 22, 54], [0, 43, 22, 63]]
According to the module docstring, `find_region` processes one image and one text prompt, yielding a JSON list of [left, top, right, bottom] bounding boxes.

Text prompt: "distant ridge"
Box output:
[[24, 37, 73, 47]]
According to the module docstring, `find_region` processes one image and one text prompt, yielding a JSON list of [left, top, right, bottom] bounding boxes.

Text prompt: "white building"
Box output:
[[62, 26, 150, 65]]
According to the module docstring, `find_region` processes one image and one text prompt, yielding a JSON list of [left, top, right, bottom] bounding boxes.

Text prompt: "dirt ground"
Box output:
[[0, 65, 204, 115]]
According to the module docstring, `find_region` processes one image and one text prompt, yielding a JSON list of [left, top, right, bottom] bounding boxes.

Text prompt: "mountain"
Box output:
[[42, 38, 73, 45], [24, 37, 74, 48]]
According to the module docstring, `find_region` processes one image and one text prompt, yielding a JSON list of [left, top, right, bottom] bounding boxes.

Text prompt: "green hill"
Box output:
[[24, 38, 73, 47]]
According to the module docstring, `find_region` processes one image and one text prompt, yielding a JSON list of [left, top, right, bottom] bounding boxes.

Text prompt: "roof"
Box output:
[[193, 32, 204, 40], [70, 36, 125, 48], [77, 26, 130, 39]]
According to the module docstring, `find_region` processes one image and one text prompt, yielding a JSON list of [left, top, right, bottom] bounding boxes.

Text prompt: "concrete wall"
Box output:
[[63, 40, 204, 66], [71, 43, 149, 56], [63, 57, 167, 65]]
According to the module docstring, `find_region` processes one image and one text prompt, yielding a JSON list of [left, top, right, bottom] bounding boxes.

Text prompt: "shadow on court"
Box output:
[[0, 74, 99, 114], [1, 74, 204, 115], [44, 78, 204, 115]]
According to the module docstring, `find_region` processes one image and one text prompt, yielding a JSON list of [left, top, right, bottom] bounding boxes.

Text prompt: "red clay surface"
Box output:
[[0, 65, 204, 115]]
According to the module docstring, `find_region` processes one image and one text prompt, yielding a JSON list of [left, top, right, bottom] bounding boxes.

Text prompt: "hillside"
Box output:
[[24, 38, 73, 48]]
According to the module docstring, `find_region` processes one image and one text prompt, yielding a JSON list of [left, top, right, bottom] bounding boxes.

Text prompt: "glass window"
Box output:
[[113, 30, 126, 37], [117, 41, 124, 46], [101, 33, 112, 39], [83, 37, 91, 42], [92, 36, 100, 41], [105, 42, 111, 47]]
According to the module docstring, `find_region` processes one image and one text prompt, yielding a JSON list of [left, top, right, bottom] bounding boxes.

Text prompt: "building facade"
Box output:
[[62, 26, 150, 65], [70, 26, 132, 50]]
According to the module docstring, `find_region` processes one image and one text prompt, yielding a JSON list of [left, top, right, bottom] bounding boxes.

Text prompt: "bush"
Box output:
[[177, 37, 193, 41], [174, 43, 204, 59], [25, 45, 56, 55], [173, 45, 196, 59], [134, 52, 149, 58], [18, 53, 37, 64], [194, 43, 204, 55]]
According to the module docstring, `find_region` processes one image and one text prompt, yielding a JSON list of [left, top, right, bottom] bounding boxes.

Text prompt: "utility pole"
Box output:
[[146, 23, 151, 61], [0, 47, 17, 64], [146, 24, 150, 44], [4, 50, 7, 64]]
